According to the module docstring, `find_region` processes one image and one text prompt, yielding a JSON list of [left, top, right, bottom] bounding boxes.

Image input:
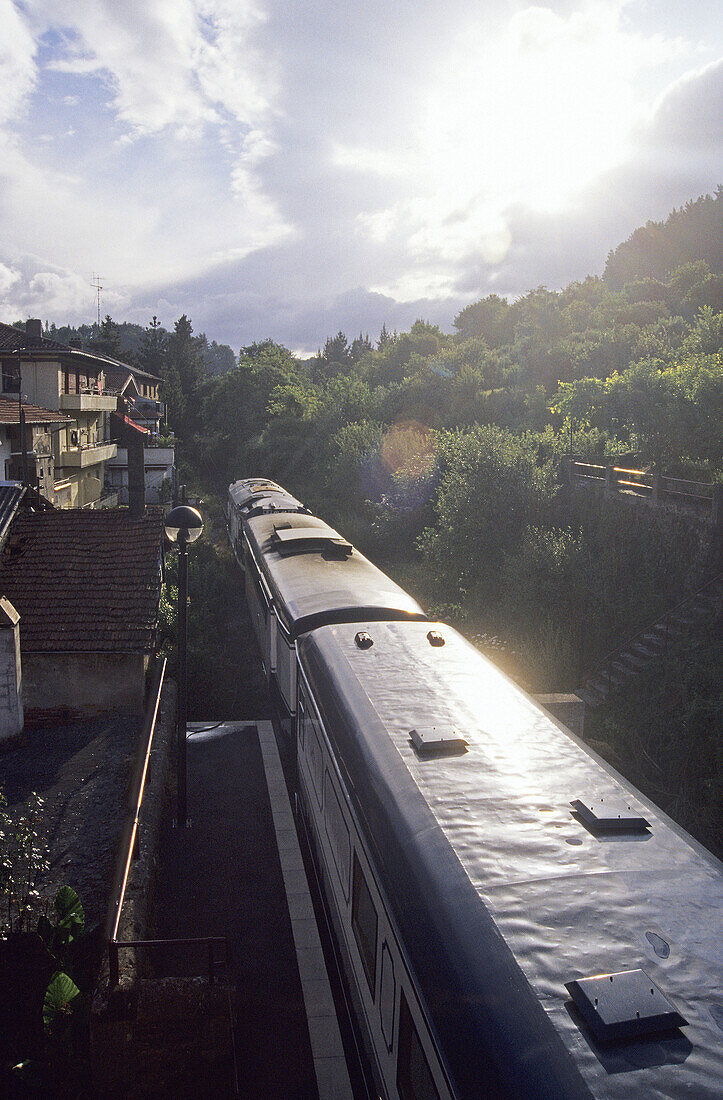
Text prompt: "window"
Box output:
[[380, 942, 396, 1051], [297, 692, 306, 750], [308, 725, 324, 808], [397, 992, 440, 1100], [324, 771, 351, 901], [351, 853, 377, 998], [2, 362, 20, 393]]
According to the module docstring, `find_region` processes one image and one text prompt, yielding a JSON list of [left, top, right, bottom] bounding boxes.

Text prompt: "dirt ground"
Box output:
[[1, 714, 142, 928]]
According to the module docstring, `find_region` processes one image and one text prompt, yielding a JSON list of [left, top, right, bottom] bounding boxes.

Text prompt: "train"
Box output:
[[227, 476, 723, 1099]]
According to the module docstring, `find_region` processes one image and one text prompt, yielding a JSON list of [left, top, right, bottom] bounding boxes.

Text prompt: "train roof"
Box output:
[[244, 512, 425, 637], [228, 477, 307, 517], [297, 619, 723, 1099]]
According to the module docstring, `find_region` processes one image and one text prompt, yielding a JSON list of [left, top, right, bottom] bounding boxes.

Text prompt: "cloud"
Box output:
[[0, 0, 37, 126], [645, 58, 723, 152], [0, 1, 720, 353], [24, 0, 275, 140], [0, 262, 21, 296]]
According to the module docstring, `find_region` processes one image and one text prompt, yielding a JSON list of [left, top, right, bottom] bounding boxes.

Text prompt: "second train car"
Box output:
[[227, 477, 723, 1100]]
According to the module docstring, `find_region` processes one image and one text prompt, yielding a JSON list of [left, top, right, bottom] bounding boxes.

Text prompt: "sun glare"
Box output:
[[422, 7, 651, 214]]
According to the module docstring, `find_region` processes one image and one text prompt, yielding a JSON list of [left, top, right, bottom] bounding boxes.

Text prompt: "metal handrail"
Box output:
[[586, 571, 722, 692], [106, 658, 229, 987], [106, 658, 166, 986]]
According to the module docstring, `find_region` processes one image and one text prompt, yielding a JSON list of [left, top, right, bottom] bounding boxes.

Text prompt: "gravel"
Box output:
[[1, 715, 142, 929]]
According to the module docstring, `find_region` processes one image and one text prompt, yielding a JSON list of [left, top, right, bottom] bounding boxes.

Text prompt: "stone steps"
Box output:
[[577, 575, 721, 709]]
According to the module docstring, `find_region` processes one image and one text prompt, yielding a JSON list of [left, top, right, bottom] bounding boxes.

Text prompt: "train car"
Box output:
[[229, 479, 723, 1098], [296, 619, 722, 1099], [227, 477, 308, 562], [242, 508, 425, 711]]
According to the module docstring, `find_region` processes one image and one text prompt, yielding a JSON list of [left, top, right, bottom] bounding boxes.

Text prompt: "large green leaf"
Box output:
[[54, 885, 84, 939], [43, 970, 81, 1032]]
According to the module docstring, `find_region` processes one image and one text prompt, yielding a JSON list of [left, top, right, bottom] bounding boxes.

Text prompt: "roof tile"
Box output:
[[0, 508, 164, 653]]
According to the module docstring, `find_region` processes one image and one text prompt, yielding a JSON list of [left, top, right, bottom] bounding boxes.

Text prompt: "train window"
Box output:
[[309, 725, 324, 808], [351, 853, 378, 999], [324, 771, 351, 902], [380, 941, 395, 1051], [397, 992, 440, 1100], [297, 693, 306, 749]]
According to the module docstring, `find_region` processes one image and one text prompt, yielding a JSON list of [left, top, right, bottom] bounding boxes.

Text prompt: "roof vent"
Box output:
[[565, 969, 687, 1042], [570, 796, 650, 833], [427, 630, 445, 647], [271, 526, 352, 558], [355, 631, 373, 649], [410, 727, 468, 758]]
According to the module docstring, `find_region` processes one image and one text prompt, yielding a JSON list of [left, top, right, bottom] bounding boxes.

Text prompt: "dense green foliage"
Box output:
[[170, 191, 721, 697], [169, 189, 720, 849]]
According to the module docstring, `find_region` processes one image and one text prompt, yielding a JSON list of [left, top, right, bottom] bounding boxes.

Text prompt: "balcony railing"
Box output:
[[59, 441, 118, 468]]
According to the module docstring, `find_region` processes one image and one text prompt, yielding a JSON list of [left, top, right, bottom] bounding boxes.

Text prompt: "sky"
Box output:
[[0, 1, 720, 355]]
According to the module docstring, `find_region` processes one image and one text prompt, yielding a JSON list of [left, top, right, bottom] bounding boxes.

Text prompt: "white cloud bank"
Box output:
[[0, 1, 720, 346]]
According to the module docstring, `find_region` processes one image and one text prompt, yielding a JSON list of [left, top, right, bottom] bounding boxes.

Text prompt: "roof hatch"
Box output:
[[410, 727, 468, 758], [271, 525, 352, 558], [570, 796, 650, 833], [565, 969, 687, 1042]]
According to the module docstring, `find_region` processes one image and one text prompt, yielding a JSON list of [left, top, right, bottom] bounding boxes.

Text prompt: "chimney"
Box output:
[[25, 318, 43, 341], [127, 437, 146, 517]]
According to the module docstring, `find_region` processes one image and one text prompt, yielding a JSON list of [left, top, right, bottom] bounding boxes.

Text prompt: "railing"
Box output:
[[106, 657, 227, 987], [562, 459, 719, 518]]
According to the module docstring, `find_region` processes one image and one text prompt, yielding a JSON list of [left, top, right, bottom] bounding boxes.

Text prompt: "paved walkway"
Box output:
[[153, 721, 353, 1099]]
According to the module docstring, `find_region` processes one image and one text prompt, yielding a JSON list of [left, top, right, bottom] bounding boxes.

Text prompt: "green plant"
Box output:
[[0, 791, 50, 936]]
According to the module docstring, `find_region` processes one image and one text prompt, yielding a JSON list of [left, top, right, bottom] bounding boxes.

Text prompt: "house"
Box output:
[[103, 362, 166, 436], [0, 397, 71, 499], [0, 507, 165, 717], [0, 319, 120, 508], [104, 363, 174, 505]]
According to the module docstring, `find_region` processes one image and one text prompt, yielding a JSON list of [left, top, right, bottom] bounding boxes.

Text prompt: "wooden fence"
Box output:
[[561, 458, 722, 526]]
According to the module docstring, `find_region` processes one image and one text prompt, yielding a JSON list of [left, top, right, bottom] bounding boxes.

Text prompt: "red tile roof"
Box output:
[[0, 398, 71, 425], [0, 509, 164, 653], [0, 322, 148, 378], [0, 321, 69, 353]]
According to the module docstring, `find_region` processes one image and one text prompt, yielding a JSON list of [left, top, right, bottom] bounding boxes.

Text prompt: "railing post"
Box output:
[[652, 469, 661, 505], [109, 941, 119, 988], [713, 483, 723, 573], [605, 466, 617, 494]]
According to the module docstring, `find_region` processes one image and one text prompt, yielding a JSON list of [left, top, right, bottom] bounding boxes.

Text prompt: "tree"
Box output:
[[350, 333, 373, 362], [93, 315, 122, 359], [138, 316, 168, 376], [166, 315, 206, 434]]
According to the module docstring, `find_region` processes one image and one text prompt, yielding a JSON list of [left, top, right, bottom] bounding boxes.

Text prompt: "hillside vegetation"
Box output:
[[179, 189, 721, 853]]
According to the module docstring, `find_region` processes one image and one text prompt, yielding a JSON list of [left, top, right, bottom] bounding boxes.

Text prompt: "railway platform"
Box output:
[[153, 720, 354, 1099]]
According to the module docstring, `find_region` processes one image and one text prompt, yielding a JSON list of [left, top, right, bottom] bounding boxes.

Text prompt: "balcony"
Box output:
[[59, 441, 118, 468], [60, 391, 118, 414]]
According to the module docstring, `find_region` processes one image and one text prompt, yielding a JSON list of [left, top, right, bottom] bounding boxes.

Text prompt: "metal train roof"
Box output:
[[244, 512, 425, 637], [228, 477, 307, 517], [297, 619, 723, 1100]]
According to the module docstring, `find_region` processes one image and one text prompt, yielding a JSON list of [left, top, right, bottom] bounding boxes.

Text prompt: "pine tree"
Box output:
[[138, 316, 168, 376], [93, 314, 122, 358], [166, 315, 205, 434]]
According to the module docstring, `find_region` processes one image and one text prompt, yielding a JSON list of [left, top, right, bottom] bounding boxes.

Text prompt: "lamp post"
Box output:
[[164, 504, 203, 826]]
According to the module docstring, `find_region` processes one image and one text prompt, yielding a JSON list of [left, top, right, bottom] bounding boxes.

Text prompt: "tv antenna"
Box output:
[[91, 273, 104, 327]]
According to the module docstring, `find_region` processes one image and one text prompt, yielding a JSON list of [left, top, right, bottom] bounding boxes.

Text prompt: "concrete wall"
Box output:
[[0, 619, 23, 741], [16, 360, 62, 411], [0, 429, 11, 480], [23, 652, 149, 716]]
